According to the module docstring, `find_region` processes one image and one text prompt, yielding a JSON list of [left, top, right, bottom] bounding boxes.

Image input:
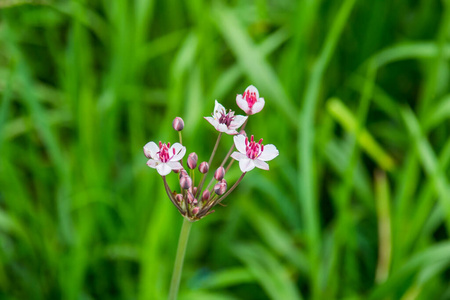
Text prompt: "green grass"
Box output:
[[1, 0, 450, 299]]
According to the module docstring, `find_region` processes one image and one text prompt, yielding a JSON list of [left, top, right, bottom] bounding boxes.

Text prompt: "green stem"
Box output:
[[168, 217, 193, 300]]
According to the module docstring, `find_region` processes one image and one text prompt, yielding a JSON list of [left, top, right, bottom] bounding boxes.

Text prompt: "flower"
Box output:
[[204, 100, 247, 135], [236, 85, 265, 115], [144, 141, 186, 176], [231, 134, 279, 172]]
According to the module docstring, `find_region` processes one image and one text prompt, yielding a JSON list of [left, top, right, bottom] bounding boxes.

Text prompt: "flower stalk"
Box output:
[[168, 217, 193, 300]]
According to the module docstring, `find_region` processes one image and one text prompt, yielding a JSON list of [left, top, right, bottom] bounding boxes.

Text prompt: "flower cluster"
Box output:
[[143, 85, 279, 221]]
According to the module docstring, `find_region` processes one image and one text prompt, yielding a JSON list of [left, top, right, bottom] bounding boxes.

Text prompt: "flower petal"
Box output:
[[213, 100, 226, 119], [170, 143, 186, 161], [231, 152, 247, 161], [245, 85, 260, 99], [239, 158, 255, 172], [147, 159, 159, 168], [251, 97, 265, 114], [236, 94, 250, 114], [217, 123, 229, 133], [225, 128, 238, 135], [143, 141, 159, 159], [167, 161, 183, 170], [233, 134, 247, 154], [204, 116, 218, 127], [254, 159, 269, 170], [229, 115, 248, 129], [258, 144, 279, 161], [156, 163, 172, 176]]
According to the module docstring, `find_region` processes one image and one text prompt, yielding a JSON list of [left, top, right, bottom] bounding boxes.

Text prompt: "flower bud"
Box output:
[[192, 207, 199, 215], [198, 162, 209, 174], [193, 187, 198, 195], [202, 190, 210, 201], [187, 192, 197, 204], [175, 194, 183, 202], [214, 179, 227, 195], [172, 117, 184, 131], [180, 175, 192, 190], [214, 166, 225, 181], [187, 153, 198, 169], [179, 169, 188, 179]]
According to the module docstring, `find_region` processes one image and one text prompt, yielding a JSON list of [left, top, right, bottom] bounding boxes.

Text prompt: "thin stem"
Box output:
[[168, 217, 193, 300], [163, 176, 182, 212], [196, 133, 222, 199]]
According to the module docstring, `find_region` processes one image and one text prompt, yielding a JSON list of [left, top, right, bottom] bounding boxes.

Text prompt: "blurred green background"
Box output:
[[1, 0, 450, 299]]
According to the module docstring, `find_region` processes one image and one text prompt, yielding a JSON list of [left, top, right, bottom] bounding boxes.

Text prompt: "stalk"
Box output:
[[168, 217, 193, 300]]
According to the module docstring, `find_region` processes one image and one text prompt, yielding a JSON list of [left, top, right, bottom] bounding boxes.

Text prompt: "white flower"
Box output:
[[144, 141, 186, 176], [236, 85, 265, 115], [231, 134, 279, 172], [204, 100, 248, 135]]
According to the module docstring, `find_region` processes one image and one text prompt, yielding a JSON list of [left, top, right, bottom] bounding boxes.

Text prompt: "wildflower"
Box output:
[[144, 141, 186, 176], [204, 100, 247, 135], [236, 85, 265, 115], [231, 134, 279, 172]]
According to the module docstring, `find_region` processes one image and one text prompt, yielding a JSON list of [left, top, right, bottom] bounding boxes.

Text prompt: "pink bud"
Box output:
[[187, 153, 198, 169], [202, 190, 210, 201], [198, 162, 209, 174], [179, 170, 188, 179], [214, 179, 227, 195], [180, 175, 192, 189], [175, 194, 183, 202], [172, 117, 184, 131], [192, 207, 199, 215], [214, 166, 225, 181], [193, 187, 198, 195]]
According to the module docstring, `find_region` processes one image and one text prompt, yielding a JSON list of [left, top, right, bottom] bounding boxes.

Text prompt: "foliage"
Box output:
[[0, 0, 449, 299]]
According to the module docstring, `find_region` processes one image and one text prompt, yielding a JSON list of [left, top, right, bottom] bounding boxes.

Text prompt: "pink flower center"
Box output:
[[218, 110, 235, 127], [245, 135, 264, 159], [243, 90, 258, 108], [158, 141, 176, 163]]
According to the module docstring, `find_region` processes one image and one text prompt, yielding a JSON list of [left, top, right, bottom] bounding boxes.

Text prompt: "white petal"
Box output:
[[213, 100, 226, 119], [229, 115, 248, 129], [246, 85, 260, 99], [231, 152, 247, 161], [236, 94, 250, 114], [258, 144, 279, 161], [204, 116, 218, 127], [147, 159, 159, 168], [239, 158, 255, 172], [254, 159, 269, 170], [167, 161, 183, 170], [233, 134, 247, 154], [225, 128, 238, 135], [217, 123, 228, 133], [143, 141, 159, 159], [250, 98, 265, 114], [156, 163, 172, 176], [170, 143, 186, 161]]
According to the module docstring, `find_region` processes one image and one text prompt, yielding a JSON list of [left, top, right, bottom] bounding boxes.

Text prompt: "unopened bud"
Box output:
[[198, 162, 209, 174], [187, 192, 197, 204], [187, 153, 198, 169], [202, 190, 210, 201], [192, 207, 199, 215], [214, 179, 227, 195], [193, 187, 198, 195], [214, 166, 225, 181], [179, 170, 188, 179], [175, 194, 183, 202], [180, 175, 192, 189], [172, 117, 184, 131]]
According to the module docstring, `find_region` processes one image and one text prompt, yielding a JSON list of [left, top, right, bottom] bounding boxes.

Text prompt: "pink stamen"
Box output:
[[245, 135, 264, 159], [157, 141, 176, 163], [244, 90, 258, 108], [218, 109, 235, 126]]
